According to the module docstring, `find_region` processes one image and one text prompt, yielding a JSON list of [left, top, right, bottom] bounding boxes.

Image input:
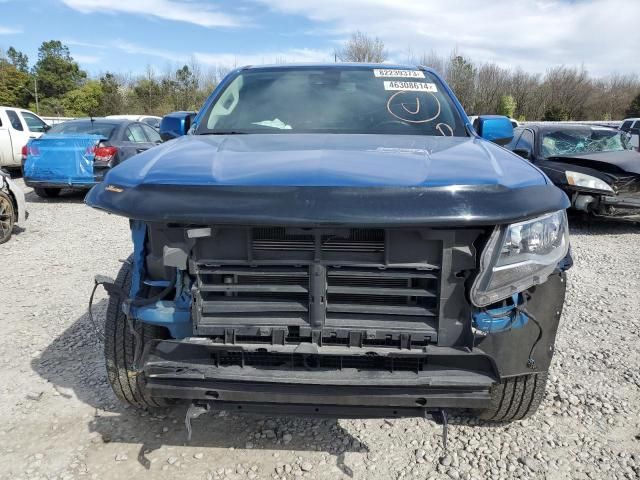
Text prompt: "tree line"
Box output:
[[2, 36, 640, 120], [0, 41, 226, 117], [336, 32, 640, 121]]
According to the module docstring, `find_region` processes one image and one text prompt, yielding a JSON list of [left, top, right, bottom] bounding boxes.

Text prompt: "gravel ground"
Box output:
[[0, 178, 638, 480]]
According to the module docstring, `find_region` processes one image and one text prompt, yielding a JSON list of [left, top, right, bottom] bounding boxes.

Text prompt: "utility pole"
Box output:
[[34, 76, 39, 114]]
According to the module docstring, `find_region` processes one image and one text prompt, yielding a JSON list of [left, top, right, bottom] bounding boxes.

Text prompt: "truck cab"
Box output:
[[0, 107, 49, 169]]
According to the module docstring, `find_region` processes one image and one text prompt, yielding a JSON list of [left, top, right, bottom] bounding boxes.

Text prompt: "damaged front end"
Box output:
[[94, 208, 570, 419], [569, 173, 640, 221]]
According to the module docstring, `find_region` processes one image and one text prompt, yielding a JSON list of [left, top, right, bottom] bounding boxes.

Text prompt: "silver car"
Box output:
[[0, 169, 27, 244]]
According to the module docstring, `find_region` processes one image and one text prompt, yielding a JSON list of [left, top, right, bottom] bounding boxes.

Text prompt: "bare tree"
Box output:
[[474, 63, 509, 114], [336, 31, 387, 63], [419, 50, 445, 75]]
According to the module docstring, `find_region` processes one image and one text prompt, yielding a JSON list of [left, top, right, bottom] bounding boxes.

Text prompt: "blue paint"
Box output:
[[143, 279, 171, 287], [133, 301, 192, 339], [475, 115, 514, 145], [159, 111, 196, 140], [128, 220, 147, 304], [127, 221, 193, 338], [23, 134, 103, 185], [472, 294, 529, 333], [100, 133, 547, 190]]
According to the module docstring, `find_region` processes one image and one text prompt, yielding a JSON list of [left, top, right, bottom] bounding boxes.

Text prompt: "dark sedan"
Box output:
[[23, 118, 162, 198], [505, 124, 640, 221]]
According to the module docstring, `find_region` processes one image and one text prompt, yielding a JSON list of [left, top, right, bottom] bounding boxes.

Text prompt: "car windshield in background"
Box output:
[[198, 67, 466, 136], [541, 127, 632, 157], [49, 121, 116, 138]]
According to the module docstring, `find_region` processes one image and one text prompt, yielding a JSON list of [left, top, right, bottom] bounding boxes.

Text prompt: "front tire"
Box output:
[[104, 257, 172, 409], [477, 372, 548, 422], [34, 187, 61, 198], [0, 191, 15, 244]]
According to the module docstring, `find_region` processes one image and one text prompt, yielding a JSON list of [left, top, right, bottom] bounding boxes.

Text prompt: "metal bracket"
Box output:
[[185, 402, 210, 442]]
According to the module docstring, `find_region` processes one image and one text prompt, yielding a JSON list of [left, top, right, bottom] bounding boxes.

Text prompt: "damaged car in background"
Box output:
[[0, 167, 26, 244], [23, 118, 162, 198], [87, 64, 572, 430], [506, 124, 640, 221]]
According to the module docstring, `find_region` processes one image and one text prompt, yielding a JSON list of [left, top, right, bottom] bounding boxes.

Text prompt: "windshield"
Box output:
[[197, 67, 466, 137], [49, 121, 116, 138], [541, 127, 632, 157]]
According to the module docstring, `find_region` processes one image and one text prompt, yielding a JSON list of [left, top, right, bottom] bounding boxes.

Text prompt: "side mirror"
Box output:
[[475, 115, 514, 146], [43, 124, 52, 132], [513, 148, 531, 160], [159, 111, 197, 141]]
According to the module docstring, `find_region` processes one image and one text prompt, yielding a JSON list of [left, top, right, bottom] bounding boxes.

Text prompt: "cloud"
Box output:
[[64, 39, 106, 50], [73, 53, 101, 64], [0, 25, 22, 35], [193, 48, 332, 67], [60, 0, 243, 28], [255, 0, 640, 75], [110, 40, 330, 68]]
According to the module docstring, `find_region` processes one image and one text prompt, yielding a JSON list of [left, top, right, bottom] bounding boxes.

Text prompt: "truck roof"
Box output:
[[240, 63, 435, 72]]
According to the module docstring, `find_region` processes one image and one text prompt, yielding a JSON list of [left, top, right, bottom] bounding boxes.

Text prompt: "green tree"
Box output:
[[497, 95, 517, 118], [132, 76, 163, 114], [62, 80, 104, 116], [97, 73, 124, 115], [446, 54, 476, 112], [173, 65, 198, 110], [543, 106, 569, 121], [626, 92, 640, 117], [34, 40, 86, 98], [0, 55, 30, 107], [6, 47, 29, 72]]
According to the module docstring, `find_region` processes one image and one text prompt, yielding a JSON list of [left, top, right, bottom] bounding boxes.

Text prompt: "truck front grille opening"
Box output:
[[192, 227, 444, 348]]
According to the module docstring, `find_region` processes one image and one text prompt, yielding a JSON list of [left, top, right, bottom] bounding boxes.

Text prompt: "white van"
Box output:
[[0, 107, 50, 168]]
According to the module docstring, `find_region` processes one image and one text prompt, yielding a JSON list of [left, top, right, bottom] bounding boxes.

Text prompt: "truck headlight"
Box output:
[[565, 171, 613, 193], [470, 210, 569, 307]]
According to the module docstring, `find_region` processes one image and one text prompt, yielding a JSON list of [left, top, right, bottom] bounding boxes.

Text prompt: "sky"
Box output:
[[0, 0, 638, 78]]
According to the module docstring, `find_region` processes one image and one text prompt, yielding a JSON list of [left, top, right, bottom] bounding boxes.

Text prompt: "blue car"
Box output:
[[23, 118, 162, 198], [87, 64, 571, 423]]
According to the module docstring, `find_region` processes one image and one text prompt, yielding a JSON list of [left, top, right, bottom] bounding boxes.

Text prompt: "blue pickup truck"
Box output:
[[87, 64, 571, 423]]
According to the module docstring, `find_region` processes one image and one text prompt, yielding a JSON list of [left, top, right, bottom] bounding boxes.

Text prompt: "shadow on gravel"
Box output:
[[24, 189, 88, 204], [32, 301, 365, 475], [568, 212, 640, 235]]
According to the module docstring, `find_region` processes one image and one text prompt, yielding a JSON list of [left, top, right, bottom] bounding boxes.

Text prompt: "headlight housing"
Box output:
[[565, 171, 613, 193], [470, 210, 569, 307]]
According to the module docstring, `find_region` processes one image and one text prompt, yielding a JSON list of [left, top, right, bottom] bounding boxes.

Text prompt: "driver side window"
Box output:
[[21, 112, 48, 133]]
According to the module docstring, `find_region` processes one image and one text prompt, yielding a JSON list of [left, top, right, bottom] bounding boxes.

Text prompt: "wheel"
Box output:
[[104, 256, 173, 409], [0, 191, 15, 244], [34, 187, 61, 198], [477, 372, 548, 422]]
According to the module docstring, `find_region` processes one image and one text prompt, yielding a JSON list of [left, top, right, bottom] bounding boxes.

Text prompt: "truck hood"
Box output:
[[87, 134, 569, 227], [102, 134, 546, 188]]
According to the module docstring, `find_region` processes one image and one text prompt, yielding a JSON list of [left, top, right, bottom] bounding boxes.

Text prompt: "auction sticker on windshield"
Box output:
[[383, 81, 438, 92], [374, 69, 425, 78]]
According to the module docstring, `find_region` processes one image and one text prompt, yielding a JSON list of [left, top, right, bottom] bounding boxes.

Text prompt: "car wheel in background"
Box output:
[[34, 187, 61, 198], [0, 191, 15, 244]]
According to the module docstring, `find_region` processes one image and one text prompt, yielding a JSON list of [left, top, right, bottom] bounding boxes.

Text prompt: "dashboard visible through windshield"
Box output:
[[197, 67, 467, 137]]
